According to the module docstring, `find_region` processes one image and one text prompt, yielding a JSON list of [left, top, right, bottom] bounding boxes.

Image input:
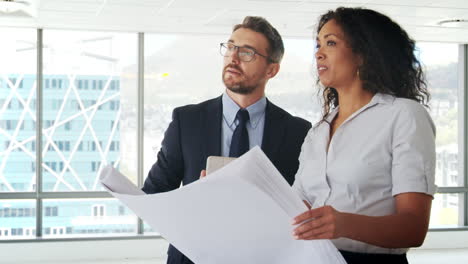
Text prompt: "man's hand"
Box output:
[[199, 170, 207, 179]]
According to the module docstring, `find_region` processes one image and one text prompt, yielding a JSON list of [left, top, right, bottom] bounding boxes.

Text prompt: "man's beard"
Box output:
[[225, 83, 256, 95], [222, 65, 257, 95]]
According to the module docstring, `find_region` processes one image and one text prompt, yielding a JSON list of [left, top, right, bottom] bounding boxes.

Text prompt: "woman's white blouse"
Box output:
[[293, 93, 436, 254]]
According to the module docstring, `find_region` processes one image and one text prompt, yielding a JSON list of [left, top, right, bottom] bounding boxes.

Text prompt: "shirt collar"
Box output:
[[373, 92, 396, 105], [324, 93, 395, 123], [222, 92, 267, 129]]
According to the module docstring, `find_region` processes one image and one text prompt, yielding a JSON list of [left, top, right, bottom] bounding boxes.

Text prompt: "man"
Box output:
[[142, 16, 311, 264]]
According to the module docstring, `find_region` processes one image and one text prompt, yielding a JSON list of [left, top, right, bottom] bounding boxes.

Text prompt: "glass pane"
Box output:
[[42, 30, 137, 191], [0, 200, 36, 240], [267, 38, 317, 122], [42, 198, 137, 238], [143, 34, 223, 174], [144, 221, 160, 235], [143, 35, 316, 175], [419, 43, 462, 187], [0, 28, 37, 192], [429, 193, 464, 228], [142, 36, 317, 234]]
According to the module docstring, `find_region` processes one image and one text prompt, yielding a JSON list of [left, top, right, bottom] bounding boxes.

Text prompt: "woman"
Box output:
[[291, 7, 436, 264]]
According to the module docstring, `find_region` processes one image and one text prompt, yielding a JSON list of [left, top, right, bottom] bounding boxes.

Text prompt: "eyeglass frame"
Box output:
[[219, 42, 274, 63]]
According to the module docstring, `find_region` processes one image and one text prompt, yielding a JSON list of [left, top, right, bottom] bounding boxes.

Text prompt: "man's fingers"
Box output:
[[199, 170, 207, 179]]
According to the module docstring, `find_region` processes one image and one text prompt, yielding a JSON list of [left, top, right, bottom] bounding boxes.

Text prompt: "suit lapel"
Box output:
[[262, 99, 286, 162], [202, 96, 223, 158]]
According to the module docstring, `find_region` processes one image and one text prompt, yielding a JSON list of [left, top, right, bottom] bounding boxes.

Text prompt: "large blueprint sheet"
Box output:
[[100, 147, 346, 264]]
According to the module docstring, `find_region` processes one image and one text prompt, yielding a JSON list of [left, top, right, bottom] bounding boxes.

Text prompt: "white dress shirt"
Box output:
[[293, 93, 437, 254]]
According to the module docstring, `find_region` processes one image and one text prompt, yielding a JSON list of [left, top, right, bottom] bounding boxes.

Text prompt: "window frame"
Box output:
[[0, 30, 467, 243], [431, 44, 468, 230]]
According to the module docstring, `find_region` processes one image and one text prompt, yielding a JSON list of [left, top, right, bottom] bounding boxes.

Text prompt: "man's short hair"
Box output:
[[233, 16, 284, 63]]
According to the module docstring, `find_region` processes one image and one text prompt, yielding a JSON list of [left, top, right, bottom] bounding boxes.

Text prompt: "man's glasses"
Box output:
[[220, 42, 272, 62]]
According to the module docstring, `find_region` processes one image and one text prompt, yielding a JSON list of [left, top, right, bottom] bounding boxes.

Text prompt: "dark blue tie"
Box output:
[[229, 109, 250, 157]]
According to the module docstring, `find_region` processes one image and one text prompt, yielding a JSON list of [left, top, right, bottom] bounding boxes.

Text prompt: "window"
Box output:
[[0, 228, 11, 237], [2, 29, 467, 242], [4, 119, 25, 130], [0, 28, 36, 193], [24, 228, 35, 236], [139, 36, 465, 231], [45, 206, 58, 216], [51, 227, 65, 236], [0, 29, 140, 238], [110, 141, 116, 151], [110, 100, 116, 110], [119, 205, 125, 216], [91, 161, 100, 172], [11, 228, 23, 236], [10, 78, 16, 88], [92, 204, 105, 217], [0, 200, 35, 238], [416, 43, 465, 228]]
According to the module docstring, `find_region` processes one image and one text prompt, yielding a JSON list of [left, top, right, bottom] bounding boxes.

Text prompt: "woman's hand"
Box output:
[[292, 205, 347, 240]]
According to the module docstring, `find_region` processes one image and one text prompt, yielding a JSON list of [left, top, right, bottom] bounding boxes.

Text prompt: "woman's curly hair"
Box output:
[[316, 7, 430, 120]]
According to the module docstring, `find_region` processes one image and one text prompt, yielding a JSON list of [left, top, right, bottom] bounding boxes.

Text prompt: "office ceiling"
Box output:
[[0, 0, 467, 43]]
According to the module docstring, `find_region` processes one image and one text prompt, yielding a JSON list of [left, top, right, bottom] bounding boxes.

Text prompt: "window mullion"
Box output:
[[463, 44, 468, 226], [137, 32, 144, 235], [36, 28, 43, 238]]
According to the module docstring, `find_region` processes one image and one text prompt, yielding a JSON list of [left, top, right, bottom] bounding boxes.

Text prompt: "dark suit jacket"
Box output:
[[142, 95, 311, 264]]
